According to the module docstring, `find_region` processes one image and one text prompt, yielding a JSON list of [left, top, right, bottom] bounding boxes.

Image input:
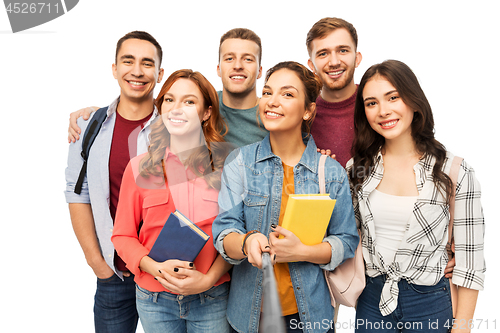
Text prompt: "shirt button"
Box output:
[[108, 254, 112, 258]]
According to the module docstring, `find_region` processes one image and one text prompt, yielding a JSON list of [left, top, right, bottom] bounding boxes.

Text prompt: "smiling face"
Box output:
[[362, 75, 414, 142], [307, 28, 361, 96], [161, 78, 211, 139], [259, 69, 312, 135], [112, 38, 164, 104], [217, 38, 262, 96]]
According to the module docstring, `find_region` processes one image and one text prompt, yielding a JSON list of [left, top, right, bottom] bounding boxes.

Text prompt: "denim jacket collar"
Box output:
[[255, 133, 319, 173]]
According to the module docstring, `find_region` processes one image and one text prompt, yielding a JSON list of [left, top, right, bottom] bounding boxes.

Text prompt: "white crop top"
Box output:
[[368, 189, 418, 263]]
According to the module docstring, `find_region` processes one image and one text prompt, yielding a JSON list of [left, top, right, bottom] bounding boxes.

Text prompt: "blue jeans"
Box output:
[[136, 282, 230, 333], [94, 273, 138, 333], [355, 275, 453, 332]]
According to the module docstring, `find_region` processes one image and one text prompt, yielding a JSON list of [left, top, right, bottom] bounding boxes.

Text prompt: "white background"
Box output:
[[0, 1, 498, 332]]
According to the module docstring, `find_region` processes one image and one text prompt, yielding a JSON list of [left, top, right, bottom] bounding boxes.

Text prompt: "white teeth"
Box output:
[[328, 70, 344, 75], [129, 81, 146, 86], [231, 76, 245, 80], [266, 111, 282, 117], [169, 118, 187, 123], [381, 120, 397, 127]]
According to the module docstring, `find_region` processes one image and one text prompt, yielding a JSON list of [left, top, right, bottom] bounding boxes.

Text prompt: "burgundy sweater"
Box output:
[[311, 87, 357, 168]]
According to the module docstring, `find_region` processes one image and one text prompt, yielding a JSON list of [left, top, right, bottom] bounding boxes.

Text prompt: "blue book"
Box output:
[[148, 210, 210, 263]]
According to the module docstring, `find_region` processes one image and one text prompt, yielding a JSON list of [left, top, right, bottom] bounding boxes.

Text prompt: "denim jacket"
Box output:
[[213, 134, 359, 333]]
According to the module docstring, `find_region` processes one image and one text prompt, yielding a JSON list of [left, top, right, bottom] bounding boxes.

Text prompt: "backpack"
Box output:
[[74, 107, 109, 194]]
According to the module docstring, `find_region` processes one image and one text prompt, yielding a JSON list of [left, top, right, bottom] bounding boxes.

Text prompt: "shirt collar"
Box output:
[[255, 133, 320, 173], [105, 96, 159, 123]]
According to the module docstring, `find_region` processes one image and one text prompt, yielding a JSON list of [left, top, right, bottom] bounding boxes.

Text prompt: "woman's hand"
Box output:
[[156, 259, 194, 279], [269, 224, 332, 265], [156, 263, 214, 296], [245, 232, 271, 269], [139, 256, 193, 280], [268, 225, 305, 263]]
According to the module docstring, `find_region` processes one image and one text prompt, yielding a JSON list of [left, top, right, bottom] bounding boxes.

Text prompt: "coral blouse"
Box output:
[[112, 147, 230, 292]]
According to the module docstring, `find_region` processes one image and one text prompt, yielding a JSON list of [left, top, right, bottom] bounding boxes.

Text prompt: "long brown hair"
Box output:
[[139, 69, 228, 189], [350, 60, 453, 201]]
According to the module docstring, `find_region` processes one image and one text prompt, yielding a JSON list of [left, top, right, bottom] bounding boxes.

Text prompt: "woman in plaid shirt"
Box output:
[[348, 60, 485, 333]]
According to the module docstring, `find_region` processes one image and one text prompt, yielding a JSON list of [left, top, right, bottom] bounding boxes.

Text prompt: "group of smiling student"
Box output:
[[65, 17, 485, 333]]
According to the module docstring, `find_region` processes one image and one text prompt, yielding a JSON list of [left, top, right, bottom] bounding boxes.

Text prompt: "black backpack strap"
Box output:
[[74, 107, 109, 194]]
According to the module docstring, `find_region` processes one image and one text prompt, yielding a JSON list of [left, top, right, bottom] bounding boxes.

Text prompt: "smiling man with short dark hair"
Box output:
[[65, 30, 164, 333]]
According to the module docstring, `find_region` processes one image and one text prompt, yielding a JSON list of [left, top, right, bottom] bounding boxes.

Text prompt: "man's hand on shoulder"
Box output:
[[317, 148, 336, 160], [68, 106, 99, 143]]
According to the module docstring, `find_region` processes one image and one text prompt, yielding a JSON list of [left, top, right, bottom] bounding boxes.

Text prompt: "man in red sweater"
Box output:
[[306, 17, 362, 167], [306, 17, 455, 301]]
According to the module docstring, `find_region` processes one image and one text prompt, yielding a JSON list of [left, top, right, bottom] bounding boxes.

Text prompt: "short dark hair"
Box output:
[[219, 28, 262, 65], [306, 17, 358, 55], [115, 31, 163, 66]]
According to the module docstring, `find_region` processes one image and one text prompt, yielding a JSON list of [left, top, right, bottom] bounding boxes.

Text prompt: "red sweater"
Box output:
[[311, 87, 357, 168]]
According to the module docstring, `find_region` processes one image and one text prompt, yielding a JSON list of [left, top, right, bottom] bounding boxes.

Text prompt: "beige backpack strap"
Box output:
[[318, 155, 328, 194]]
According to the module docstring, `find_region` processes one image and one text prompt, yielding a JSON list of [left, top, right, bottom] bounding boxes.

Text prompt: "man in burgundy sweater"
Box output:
[[65, 31, 164, 332], [305, 17, 455, 305], [306, 18, 362, 167]]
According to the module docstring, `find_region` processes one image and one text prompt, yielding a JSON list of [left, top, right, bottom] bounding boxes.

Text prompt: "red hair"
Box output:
[[140, 69, 229, 189]]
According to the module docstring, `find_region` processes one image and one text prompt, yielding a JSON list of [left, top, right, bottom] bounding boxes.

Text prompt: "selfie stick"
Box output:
[[259, 252, 286, 333]]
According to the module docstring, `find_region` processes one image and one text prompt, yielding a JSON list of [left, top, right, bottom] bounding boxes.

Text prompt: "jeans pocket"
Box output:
[[408, 278, 448, 295], [97, 274, 118, 284], [203, 282, 229, 301], [135, 285, 153, 300]]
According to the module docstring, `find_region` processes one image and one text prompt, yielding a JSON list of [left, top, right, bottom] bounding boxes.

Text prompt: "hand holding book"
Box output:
[[148, 210, 210, 263], [269, 194, 336, 264], [268, 224, 305, 263]]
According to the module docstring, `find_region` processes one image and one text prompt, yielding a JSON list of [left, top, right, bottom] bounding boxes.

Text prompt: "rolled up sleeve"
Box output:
[[65, 117, 91, 203], [213, 149, 248, 265], [451, 160, 486, 290]]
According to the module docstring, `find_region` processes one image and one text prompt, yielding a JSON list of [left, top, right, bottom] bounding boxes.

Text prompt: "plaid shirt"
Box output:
[[347, 151, 485, 316]]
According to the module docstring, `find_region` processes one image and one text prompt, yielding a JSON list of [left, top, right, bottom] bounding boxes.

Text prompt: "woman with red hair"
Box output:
[[112, 69, 233, 333]]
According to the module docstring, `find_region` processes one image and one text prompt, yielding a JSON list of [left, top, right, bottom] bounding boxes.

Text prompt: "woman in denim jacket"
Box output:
[[212, 61, 359, 333]]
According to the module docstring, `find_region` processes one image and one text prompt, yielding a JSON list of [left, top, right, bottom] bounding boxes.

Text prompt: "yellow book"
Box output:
[[281, 194, 336, 245]]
